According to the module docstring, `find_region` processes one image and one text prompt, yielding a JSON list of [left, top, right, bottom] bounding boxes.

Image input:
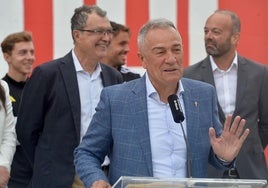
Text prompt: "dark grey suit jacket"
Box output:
[[184, 55, 268, 179], [16, 51, 123, 188]]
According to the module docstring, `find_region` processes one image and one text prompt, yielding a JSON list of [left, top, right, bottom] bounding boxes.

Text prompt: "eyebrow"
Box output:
[[151, 46, 165, 51], [152, 43, 182, 50]]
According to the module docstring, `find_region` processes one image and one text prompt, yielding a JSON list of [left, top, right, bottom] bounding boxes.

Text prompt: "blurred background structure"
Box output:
[[1, 0, 268, 76]]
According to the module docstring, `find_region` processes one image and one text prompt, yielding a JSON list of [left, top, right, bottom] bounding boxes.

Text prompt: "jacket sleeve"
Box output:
[[0, 80, 16, 171], [16, 67, 49, 165], [259, 66, 268, 148]]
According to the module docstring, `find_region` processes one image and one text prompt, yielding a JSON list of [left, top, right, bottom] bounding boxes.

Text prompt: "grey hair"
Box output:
[[214, 10, 241, 34], [71, 5, 107, 40], [137, 18, 177, 50]]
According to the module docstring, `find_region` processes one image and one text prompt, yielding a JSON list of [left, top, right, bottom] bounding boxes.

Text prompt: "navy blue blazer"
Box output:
[[74, 76, 229, 187], [16, 51, 123, 188]]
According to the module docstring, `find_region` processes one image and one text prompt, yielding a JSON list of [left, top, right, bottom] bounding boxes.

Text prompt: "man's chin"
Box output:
[[97, 52, 108, 59], [206, 50, 218, 56], [118, 61, 126, 66]]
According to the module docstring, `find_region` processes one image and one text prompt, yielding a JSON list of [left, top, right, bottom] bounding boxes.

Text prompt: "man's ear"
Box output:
[[137, 52, 147, 69], [3, 53, 11, 64], [72, 30, 81, 43], [232, 32, 240, 46]]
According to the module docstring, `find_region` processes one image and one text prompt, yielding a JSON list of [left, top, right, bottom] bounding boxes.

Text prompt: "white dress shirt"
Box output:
[[210, 54, 238, 116], [72, 50, 103, 142], [146, 73, 187, 178]]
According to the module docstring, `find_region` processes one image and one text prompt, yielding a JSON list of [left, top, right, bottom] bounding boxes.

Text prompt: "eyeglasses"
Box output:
[[78, 29, 114, 36]]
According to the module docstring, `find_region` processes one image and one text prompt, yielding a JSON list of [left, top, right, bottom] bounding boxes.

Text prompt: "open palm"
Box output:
[[209, 115, 250, 162]]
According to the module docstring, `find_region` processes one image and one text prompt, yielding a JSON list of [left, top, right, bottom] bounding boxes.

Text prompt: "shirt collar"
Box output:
[[210, 52, 238, 72], [72, 49, 102, 77], [145, 72, 184, 102]]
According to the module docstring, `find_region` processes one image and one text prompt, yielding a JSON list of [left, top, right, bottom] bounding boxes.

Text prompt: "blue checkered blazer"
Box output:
[[74, 76, 226, 187]]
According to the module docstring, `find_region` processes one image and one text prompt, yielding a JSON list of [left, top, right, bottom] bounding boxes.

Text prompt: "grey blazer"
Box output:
[[74, 76, 231, 187], [184, 55, 268, 179]]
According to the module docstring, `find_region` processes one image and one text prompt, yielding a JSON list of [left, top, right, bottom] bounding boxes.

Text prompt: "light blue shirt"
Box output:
[[72, 50, 103, 142], [145, 73, 187, 178]]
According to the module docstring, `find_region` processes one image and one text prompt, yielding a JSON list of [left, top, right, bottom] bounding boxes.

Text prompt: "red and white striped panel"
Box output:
[[0, 0, 267, 76]]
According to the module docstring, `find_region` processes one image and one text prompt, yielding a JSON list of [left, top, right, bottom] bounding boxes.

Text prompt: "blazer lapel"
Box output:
[[100, 63, 122, 87], [59, 52, 81, 143], [100, 64, 111, 87], [131, 76, 153, 176], [235, 56, 247, 112], [199, 57, 215, 86], [181, 81, 199, 152]]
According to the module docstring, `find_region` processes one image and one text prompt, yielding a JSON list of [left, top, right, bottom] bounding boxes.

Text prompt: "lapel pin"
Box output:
[[194, 101, 198, 107]]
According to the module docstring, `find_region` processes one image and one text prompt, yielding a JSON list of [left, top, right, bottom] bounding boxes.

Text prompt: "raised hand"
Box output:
[[209, 115, 250, 162]]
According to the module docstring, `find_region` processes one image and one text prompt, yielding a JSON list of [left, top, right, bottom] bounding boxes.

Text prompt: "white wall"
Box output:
[[0, 1, 24, 77]]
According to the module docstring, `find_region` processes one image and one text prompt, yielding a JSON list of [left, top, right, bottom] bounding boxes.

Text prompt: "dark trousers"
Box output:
[[8, 146, 32, 188]]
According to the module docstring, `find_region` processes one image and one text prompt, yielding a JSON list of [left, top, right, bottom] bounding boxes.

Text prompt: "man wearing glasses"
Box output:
[[16, 5, 123, 188]]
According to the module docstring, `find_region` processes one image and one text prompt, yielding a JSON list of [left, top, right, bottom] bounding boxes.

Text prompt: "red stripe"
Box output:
[[265, 146, 268, 167], [177, 0, 189, 67], [219, 0, 268, 65], [126, 0, 149, 67], [84, 0, 96, 5], [24, 0, 53, 67]]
